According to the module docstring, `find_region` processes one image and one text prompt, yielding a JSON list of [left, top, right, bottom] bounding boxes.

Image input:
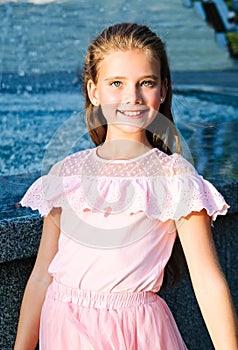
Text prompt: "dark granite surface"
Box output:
[[0, 215, 42, 263], [0, 258, 36, 350], [0, 172, 40, 220]]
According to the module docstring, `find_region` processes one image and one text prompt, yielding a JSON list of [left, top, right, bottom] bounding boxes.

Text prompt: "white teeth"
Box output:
[[120, 110, 144, 117]]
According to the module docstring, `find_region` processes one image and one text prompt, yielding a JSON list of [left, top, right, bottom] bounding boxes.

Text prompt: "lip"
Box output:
[[117, 109, 149, 119]]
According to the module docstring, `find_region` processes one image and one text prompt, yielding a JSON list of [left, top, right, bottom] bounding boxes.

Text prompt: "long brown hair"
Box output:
[[82, 23, 188, 289]]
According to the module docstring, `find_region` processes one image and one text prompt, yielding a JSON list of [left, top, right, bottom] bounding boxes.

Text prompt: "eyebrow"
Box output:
[[104, 75, 160, 81]]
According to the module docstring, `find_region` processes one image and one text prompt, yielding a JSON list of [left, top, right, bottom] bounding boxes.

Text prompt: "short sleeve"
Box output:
[[164, 154, 229, 222], [20, 160, 64, 217], [20, 151, 229, 221]]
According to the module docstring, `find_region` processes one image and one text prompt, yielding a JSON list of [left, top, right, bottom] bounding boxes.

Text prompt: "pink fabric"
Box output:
[[20, 148, 229, 349], [21, 147, 228, 221], [47, 215, 176, 292], [40, 280, 188, 350]]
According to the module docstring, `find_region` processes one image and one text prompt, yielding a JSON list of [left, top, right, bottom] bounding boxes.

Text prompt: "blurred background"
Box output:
[[0, 0, 238, 218]]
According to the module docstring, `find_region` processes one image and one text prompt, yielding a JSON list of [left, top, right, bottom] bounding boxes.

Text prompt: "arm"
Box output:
[[177, 209, 238, 350], [14, 208, 61, 350]]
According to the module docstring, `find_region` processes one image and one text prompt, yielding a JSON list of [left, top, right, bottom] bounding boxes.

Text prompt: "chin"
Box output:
[[111, 122, 150, 135]]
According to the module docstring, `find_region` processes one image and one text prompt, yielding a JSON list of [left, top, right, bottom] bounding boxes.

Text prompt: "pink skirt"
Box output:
[[40, 280, 188, 349]]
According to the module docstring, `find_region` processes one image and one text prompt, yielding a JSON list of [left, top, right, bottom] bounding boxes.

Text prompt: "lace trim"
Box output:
[[20, 171, 229, 221]]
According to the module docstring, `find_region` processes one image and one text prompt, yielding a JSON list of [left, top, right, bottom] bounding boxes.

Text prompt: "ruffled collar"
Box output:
[[20, 147, 229, 221]]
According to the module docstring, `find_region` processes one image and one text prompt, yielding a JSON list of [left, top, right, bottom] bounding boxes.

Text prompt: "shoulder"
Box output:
[[48, 148, 94, 176], [170, 153, 197, 176], [153, 149, 197, 177]]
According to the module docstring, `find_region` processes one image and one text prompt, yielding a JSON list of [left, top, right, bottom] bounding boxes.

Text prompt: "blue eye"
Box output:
[[111, 81, 122, 87], [141, 80, 154, 87]]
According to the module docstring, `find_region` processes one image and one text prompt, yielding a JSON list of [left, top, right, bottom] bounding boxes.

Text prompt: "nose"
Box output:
[[124, 84, 143, 104]]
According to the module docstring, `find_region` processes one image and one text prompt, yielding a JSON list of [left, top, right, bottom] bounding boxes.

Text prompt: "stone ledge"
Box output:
[[0, 215, 42, 263]]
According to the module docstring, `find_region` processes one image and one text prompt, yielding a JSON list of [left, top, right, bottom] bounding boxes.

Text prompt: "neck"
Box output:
[[98, 138, 153, 160]]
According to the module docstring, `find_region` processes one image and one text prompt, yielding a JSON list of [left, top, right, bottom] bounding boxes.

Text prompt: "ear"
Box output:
[[160, 79, 168, 103], [87, 79, 100, 106]]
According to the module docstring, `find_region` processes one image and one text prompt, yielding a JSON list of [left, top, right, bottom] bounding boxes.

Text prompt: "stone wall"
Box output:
[[0, 183, 237, 350]]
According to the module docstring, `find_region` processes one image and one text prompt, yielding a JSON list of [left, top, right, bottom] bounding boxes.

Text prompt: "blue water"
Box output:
[[0, 73, 237, 185]]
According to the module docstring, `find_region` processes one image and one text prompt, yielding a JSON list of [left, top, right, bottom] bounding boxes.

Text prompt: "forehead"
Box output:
[[97, 49, 161, 79]]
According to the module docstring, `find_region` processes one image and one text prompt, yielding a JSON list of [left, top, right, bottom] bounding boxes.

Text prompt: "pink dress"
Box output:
[[21, 148, 229, 350]]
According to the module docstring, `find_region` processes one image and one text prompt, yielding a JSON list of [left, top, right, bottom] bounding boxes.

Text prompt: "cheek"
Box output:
[[99, 89, 121, 105], [144, 92, 161, 110]]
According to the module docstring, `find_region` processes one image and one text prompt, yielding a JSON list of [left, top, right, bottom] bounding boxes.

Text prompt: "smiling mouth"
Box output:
[[117, 109, 149, 118]]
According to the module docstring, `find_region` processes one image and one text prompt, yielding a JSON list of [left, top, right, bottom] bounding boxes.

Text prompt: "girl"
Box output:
[[14, 23, 237, 349]]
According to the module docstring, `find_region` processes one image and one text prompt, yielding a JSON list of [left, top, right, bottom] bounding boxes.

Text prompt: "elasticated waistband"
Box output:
[[48, 279, 158, 309]]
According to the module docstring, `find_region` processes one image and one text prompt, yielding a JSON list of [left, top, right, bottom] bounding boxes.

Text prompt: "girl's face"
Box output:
[[87, 49, 167, 138]]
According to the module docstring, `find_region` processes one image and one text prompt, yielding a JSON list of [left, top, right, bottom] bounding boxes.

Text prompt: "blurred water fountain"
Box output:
[[0, 0, 238, 220]]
